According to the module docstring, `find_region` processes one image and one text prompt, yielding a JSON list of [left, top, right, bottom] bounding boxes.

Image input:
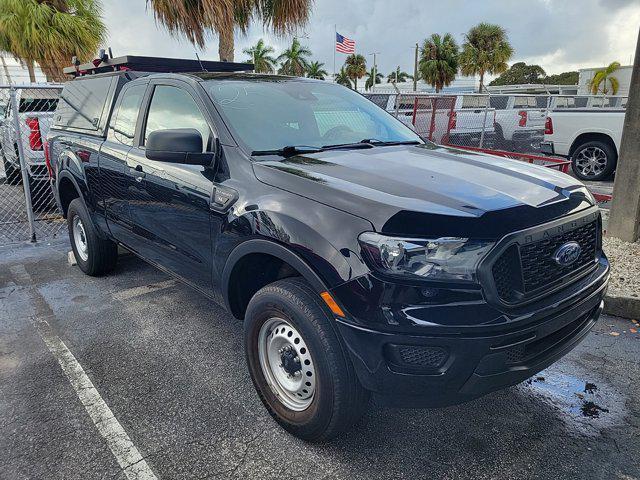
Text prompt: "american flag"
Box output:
[[336, 33, 355, 54]]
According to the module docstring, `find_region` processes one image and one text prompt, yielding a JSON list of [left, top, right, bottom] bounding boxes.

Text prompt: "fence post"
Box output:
[[394, 93, 402, 119], [9, 87, 37, 243], [479, 94, 489, 148]]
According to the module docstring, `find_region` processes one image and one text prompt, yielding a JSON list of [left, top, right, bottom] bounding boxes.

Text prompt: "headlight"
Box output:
[[358, 232, 494, 282]]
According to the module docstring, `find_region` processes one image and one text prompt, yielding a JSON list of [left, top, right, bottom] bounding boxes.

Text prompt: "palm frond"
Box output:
[[0, 0, 105, 81]]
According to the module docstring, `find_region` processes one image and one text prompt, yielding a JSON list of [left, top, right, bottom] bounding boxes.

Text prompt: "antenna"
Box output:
[[194, 51, 207, 72]]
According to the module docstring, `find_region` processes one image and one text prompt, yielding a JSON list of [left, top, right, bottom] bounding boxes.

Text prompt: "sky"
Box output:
[[98, 0, 640, 79], [1, 0, 638, 84]]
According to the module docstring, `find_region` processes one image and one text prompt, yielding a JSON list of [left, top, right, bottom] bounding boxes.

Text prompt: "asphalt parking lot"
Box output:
[[1, 240, 639, 480]]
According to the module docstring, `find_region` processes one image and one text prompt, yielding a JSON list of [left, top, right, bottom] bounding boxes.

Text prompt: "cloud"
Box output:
[[102, 0, 639, 76]]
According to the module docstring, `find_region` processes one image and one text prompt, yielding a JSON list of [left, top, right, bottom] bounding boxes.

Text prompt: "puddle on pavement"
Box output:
[[518, 368, 625, 435]]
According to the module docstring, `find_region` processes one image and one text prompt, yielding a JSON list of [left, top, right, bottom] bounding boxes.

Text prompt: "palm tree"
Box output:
[[419, 33, 459, 93], [387, 66, 412, 84], [589, 61, 621, 95], [243, 38, 276, 73], [147, 0, 312, 63], [306, 61, 328, 80], [0, 0, 105, 82], [364, 67, 383, 91], [335, 66, 352, 88], [345, 54, 366, 90], [277, 38, 311, 76], [459, 23, 514, 93]]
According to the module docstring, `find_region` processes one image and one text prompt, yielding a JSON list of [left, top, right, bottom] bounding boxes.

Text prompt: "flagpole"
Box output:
[[333, 24, 337, 83]]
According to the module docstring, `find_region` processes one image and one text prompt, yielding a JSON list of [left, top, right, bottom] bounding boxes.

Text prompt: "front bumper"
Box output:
[[332, 258, 608, 408]]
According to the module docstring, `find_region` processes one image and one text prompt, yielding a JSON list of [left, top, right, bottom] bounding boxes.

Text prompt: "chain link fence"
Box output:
[[0, 85, 64, 245], [365, 92, 628, 154]]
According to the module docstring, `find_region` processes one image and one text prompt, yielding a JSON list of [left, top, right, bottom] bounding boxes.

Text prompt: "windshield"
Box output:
[[204, 79, 421, 153]]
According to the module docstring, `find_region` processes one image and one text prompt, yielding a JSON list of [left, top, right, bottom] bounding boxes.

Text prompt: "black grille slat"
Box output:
[[492, 220, 598, 303], [492, 245, 523, 303]]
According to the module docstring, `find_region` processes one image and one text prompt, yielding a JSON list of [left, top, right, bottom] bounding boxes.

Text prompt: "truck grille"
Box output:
[[492, 219, 598, 303]]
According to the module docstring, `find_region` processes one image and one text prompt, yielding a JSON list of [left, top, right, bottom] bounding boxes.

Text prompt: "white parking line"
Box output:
[[32, 317, 159, 480], [112, 280, 177, 301]]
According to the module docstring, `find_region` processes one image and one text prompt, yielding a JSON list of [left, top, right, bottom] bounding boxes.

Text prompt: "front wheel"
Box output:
[[244, 278, 369, 442], [67, 198, 118, 276], [571, 141, 617, 181]]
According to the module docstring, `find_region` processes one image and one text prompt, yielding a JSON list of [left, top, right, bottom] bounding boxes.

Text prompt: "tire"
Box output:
[[244, 277, 369, 442], [494, 124, 510, 151], [571, 140, 617, 181], [3, 156, 21, 185], [67, 198, 118, 276]]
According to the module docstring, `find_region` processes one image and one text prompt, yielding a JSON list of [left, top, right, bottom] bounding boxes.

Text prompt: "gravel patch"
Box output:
[[603, 236, 640, 299]]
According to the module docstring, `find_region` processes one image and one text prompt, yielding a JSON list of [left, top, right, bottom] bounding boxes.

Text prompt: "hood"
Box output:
[[252, 143, 593, 236]]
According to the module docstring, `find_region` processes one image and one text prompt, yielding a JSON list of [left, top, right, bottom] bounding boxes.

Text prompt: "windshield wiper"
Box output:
[[359, 139, 422, 146], [251, 139, 422, 158], [251, 145, 322, 157], [320, 142, 375, 151], [321, 139, 421, 151]]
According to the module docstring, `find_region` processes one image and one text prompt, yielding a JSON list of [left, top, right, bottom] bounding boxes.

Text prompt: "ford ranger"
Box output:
[[48, 56, 609, 442]]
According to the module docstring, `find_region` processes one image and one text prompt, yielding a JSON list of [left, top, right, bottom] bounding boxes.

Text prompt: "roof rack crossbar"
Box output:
[[64, 55, 254, 77]]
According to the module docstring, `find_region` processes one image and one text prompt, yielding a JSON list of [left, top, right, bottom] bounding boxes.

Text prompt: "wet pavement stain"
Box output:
[[581, 401, 609, 418], [519, 367, 626, 435]]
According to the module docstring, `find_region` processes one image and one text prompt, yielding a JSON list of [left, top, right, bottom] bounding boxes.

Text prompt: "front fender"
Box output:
[[217, 206, 373, 294]]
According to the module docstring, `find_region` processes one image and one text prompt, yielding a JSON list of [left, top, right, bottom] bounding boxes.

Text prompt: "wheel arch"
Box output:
[[569, 132, 617, 158], [56, 171, 85, 218], [222, 239, 331, 320]]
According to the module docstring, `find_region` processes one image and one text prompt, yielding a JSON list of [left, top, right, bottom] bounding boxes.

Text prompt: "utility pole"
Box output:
[[608, 27, 640, 242], [368, 52, 380, 92], [413, 43, 419, 92]]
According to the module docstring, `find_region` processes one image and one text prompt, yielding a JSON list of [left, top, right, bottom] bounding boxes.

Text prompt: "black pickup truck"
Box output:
[[47, 56, 609, 441]]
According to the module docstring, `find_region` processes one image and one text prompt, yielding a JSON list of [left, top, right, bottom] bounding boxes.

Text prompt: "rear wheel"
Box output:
[[571, 140, 617, 181], [67, 198, 118, 276], [244, 277, 369, 442], [2, 155, 21, 185]]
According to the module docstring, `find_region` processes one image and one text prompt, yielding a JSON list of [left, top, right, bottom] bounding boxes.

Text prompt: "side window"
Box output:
[[108, 84, 146, 146], [143, 85, 210, 151]]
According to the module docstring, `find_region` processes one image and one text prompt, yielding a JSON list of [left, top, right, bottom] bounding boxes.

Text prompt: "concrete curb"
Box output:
[[604, 293, 640, 320]]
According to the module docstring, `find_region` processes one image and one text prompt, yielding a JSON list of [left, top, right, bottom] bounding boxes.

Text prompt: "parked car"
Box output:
[[49, 57, 609, 442], [541, 108, 625, 181], [490, 95, 547, 152], [0, 88, 59, 185]]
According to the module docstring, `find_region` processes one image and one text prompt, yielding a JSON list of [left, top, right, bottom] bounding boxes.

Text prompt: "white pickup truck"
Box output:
[[366, 93, 496, 147], [490, 95, 547, 152], [0, 88, 60, 185], [540, 108, 625, 181]]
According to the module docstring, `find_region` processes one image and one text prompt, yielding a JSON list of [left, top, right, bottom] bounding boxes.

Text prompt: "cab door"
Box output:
[[98, 82, 147, 241], [123, 81, 216, 291]]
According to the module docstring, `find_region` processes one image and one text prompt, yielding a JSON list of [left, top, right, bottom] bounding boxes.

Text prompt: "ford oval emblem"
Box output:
[[553, 241, 582, 267]]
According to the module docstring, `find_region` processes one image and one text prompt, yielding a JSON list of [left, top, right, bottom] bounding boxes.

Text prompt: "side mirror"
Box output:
[[145, 128, 214, 166]]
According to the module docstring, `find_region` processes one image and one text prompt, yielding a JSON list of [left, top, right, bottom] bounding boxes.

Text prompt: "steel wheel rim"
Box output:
[[257, 317, 316, 411], [575, 147, 607, 177], [72, 216, 89, 262]]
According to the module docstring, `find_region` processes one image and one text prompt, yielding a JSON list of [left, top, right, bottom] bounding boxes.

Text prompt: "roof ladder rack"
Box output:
[[64, 55, 254, 77]]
